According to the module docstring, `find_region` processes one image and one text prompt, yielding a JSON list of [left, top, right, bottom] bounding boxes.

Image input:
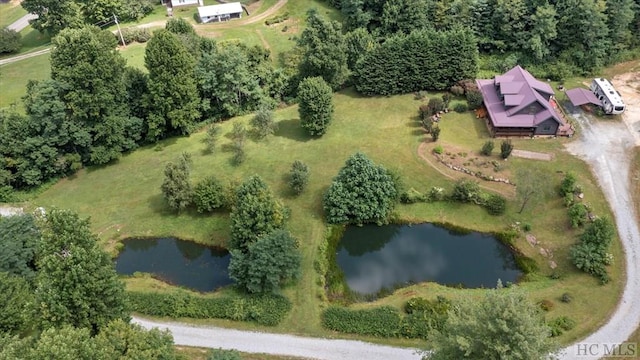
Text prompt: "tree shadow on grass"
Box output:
[[274, 118, 313, 142], [407, 115, 423, 128]]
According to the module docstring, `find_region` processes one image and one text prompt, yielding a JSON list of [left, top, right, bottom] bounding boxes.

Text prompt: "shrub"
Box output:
[[549, 316, 577, 337], [454, 103, 468, 113], [500, 140, 514, 159], [321, 306, 402, 337], [400, 188, 426, 204], [427, 186, 446, 202], [568, 203, 588, 228], [466, 90, 483, 110], [298, 77, 334, 136], [166, 18, 196, 35], [208, 349, 242, 360], [522, 223, 532, 232], [515, 256, 539, 274], [427, 98, 445, 116], [561, 293, 572, 303], [289, 160, 310, 195], [127, 291, 291, 326], [484, 194, 507, 215], [265, 12, 290, 25], [419, 104, 430, 120], [433, 145, 444, 155], [442, 93, 452, 108], [451, 179, 481, 203], [537, 299, 555, 312], [192, 176, 225, 213], [431, 126, 441, 142], [0, 28, 21, 54], [450, 85, 464, 96], [134, 28, 152, 43], [481, 141, 494, 156], [559, 172, 578, 197]]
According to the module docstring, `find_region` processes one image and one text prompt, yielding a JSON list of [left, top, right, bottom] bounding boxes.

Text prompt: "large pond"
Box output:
[[336, 224, 522, 295], [115, 238, 232, 292]]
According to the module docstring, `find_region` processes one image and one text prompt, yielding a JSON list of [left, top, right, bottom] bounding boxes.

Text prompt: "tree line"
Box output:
[[330, 0, 640, 75]]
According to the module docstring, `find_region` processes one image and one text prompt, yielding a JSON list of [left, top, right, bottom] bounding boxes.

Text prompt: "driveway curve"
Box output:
[[132, 317, 422, 360], [560, 105, 640, 359]]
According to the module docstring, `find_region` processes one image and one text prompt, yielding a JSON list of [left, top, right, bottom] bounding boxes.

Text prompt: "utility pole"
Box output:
[[114, 14, 126, 47]]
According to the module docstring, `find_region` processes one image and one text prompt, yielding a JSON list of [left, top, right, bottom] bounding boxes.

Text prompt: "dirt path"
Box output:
[[560, 85, 640, 358], [611, 72, 640, 146], [133, 317, 422, 360], [0, 48, 50, 66], [255, 29, 270, 50], [511, 149, 553, 161]]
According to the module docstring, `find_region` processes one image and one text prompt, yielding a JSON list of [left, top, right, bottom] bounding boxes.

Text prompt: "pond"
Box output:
[[336, 223, 522, 295], [115, 238, 232, 292]]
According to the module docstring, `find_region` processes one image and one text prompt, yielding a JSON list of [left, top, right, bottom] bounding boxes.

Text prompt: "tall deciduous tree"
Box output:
[[0, 272, 31, 334], [51, 26, 137, 165], [145, 30, 200, 140], [297, 9, 349, 90], [22, 0, 84, 35], [344, 28, 376, 70], [380, 0, 429, 35], [229, 230, 301, 294], [229, 175, 287, 251], [34, 209, 128, 333], [425, 285, 557, 360], [323, 152, 397, 225], [605, 0, 636, 54], [297, 77, 334, 136], [525, 3, 557, 61], [0, 214, 39, 277]]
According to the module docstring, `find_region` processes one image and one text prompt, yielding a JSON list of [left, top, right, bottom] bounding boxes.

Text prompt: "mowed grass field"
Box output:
[[30, 87, 624, 345], [0, 1, 26, 29]]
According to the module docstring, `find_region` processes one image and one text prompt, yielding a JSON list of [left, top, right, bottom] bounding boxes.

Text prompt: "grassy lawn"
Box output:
[[0, 52, 50, 109], [0, 1, 27, 29], [175, 346, 310, 360], [30, 86, 624, 345]]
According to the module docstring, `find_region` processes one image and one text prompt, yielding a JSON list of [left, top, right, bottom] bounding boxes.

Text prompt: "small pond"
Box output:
[[115, 238, 232, 292], [336, 223, 522, 295]]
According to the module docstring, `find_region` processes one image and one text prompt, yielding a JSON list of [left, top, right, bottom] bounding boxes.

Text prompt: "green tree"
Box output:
[[515, 168, 551, 214], [289, 160, 310, 195], [34, 209, 128, 332], [28, 325, 96, 360], [481, 141, 494, 156], [229, 229, 301, 294], [298, 77, 334, 136], [0, 272, 31, 334], [94, 319, 178, 359], [297, 9, 349, 90], [0, 214, 39, 278], [192, 176, 225, 213], [250, 105, 278, 139], [380, 0, 429, 35], [229, 175, 287, 251], [344, 28, 376, 70], [451, 179, 481, 203], [50, 26, 136, 165], [525, 4, 557, 61], [570, 217, 615, 283], [22, 0, 84, 35], [431, 126, 441, 142], [145, 30, 200, 140], [204, 124, 221, 154], [165, 17, 196, 35], [323, 152, 397, 225], [500, 139, 513, 159], [195, 43, 265, 119], [425, 285, 557, 360], [0, 28, 21, 54], [161, 153, 193, 212], [605, 0, 636, 54]]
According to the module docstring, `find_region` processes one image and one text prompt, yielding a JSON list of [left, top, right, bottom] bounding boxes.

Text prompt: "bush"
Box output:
[[484, 193, 507, 216], [127, 291, 291, 326], [289, 160, 310, 195], [427, 98, 445, 116], [515, 256, 539, 274], [450, 85, 464, 96], [559, 172, 578, 197], [522, 223, 532, 232], [427, 186, 446, 202], [568, 203, 588, 228], [454, 103, 468, 113], [466, 90, 483, 110], [208, 349, 242, 360], [431, 126, 441, 142], [442, 93, 452, 108], [481, 141, 494, 156], [134, 28, 152, 43], [321, 306, 402, 337], [451, 179, 481, 203], [265, 12, 290, 25], [500, 140, 514, 159], [549, 316, 577, 337], [0, 28, 21, 54], [433, 145, 444, 155], [419, 104, 430, 120], [400, 188, 426, 204], [192, 176, 225, 213], [561, 293, 572, 303]]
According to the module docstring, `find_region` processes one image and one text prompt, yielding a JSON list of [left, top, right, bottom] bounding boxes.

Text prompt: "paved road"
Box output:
[[7, 13, 37, 32], [133, 317, 423, 360]]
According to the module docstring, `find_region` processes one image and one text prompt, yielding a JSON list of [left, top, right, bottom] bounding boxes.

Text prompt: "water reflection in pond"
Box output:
[[115, 238, 232, 292], [337, 224, 522, 295]]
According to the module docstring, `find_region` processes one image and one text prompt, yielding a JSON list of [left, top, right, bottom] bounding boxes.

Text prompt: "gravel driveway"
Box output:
[[560, 103, 640, 359]]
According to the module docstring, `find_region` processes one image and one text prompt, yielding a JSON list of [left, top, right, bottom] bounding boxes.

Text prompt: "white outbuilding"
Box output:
[[198, 2, 243, 23]]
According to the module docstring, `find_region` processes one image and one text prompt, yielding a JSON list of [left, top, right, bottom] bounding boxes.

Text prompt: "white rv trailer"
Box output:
[[590, 78, 625, 115]]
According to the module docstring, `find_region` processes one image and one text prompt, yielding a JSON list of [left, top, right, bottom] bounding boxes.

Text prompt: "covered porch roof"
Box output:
[[566, 88, 601, 107]]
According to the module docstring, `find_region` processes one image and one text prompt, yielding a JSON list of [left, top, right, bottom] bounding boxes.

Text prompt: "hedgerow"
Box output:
[[127, 291, 291, 326]]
